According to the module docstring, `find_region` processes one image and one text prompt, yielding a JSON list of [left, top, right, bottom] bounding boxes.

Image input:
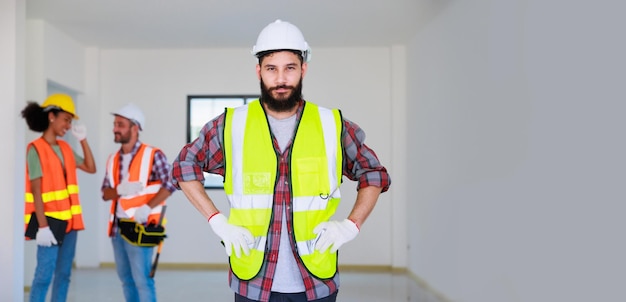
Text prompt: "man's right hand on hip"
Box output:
[[208, 213, 254, 258]]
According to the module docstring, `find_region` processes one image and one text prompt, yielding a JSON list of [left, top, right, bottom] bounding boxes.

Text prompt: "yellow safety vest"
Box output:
[[224, 100, 343, 280]]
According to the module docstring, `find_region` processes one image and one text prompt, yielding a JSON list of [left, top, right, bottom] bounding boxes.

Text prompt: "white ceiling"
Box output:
[[26, 0, 432, 50]]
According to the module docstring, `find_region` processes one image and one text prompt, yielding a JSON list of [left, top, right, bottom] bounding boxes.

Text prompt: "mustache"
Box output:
[[269, 85, 294, 91]]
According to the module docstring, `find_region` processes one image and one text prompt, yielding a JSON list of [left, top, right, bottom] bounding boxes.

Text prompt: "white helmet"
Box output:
[[112, 103, 145, 131], [251, 19, 311, 62]]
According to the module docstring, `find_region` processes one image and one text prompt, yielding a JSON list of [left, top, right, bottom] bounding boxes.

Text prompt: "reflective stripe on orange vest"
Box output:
[[24, 138, 84, 236], [105, 144, 165, 236]]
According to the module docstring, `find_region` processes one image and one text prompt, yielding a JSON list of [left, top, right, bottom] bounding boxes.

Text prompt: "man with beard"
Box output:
[[101, 103, 175, 302], [172, 20, 390, 302]]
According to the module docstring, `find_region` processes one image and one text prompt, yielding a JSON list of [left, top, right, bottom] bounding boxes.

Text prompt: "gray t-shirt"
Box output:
[[266, 114, 305, 293]]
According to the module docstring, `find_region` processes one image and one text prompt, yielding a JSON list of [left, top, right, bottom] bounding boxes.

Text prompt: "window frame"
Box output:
[[186, 95, 258, 188]]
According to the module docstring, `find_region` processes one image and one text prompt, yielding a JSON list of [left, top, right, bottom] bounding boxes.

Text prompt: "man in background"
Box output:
[[101, 103, 175, 302]]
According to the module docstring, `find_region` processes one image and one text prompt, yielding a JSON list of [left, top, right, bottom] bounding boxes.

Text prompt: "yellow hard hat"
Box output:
[[41, 93, 79, 119]]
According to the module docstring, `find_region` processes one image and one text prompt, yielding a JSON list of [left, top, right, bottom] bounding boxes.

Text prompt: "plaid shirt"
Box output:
[[172, 101, 390, 301], [101, 141, 176, 194]]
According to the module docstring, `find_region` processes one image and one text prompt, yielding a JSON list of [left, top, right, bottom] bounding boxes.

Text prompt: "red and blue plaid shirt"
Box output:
[[172, 101, 390, 301]]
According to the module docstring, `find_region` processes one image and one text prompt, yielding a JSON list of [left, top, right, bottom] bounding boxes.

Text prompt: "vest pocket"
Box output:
[[293, 157, 325, 195], [231, 249, 264, 280], [300, 250, 337, 280]]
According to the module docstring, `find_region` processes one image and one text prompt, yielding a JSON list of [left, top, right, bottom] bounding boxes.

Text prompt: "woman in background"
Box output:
[[21, 93, 96, 302]]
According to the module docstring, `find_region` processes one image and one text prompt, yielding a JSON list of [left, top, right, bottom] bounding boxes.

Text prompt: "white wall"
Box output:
[[44, 23, 85, 91], [0, 0, 25, 301], [407, 0, 626, 301], [96, 47, 397, 266]]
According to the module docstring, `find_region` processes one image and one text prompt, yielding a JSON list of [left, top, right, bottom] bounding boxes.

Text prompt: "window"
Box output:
[[187, 95, 258, 188]]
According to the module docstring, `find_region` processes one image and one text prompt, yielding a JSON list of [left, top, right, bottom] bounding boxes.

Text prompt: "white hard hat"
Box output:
[[251, 19, 311, 62], [112, 103, 145, 131]]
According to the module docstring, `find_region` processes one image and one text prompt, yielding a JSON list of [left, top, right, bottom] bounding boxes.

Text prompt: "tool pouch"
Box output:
[[118, 218, 166, 247]]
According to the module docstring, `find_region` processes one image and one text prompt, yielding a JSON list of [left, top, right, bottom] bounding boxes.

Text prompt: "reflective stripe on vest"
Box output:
[[224, 100, 343, 280], [106, 144, 164, 236], [24, 138, 84, 236]]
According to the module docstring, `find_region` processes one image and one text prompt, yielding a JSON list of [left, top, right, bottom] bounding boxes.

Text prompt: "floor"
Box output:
[[25, 268, 444, 302]]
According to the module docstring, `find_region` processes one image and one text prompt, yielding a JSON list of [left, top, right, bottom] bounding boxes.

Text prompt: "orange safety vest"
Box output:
[[105, 144, 165, 236], [24, 138, 84, 237]]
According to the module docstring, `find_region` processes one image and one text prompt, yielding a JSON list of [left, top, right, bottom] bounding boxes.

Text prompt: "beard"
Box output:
[[114, 131, 131, 144], [259, 78, 303, 112]]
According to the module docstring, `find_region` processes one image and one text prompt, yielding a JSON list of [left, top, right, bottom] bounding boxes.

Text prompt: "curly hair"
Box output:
[[21, 101, 59, 132]]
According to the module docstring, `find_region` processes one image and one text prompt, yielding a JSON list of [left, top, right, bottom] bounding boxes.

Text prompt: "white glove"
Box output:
[[117, 180, 143, 196], [71, 123, 87, 141], [36, 226, 58, 247], [313, 219, 359, 253], [208, 213, 254, 258], [134, 204, 152, 224]]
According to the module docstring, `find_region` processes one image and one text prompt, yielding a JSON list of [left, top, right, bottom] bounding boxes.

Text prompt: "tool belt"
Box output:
[[117, 218, 166, 247]]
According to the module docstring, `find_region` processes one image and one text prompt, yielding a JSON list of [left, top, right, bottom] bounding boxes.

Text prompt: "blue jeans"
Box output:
[[112, 231, 156, 302], [29, 230, 78, 302]]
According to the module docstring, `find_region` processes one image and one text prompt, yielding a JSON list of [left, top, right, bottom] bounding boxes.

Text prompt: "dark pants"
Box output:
[[235, 291, 338, 302]]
